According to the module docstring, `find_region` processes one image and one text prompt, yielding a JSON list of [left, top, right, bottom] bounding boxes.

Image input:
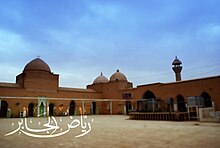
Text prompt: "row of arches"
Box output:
[[0, 92, 213, 116], [137, 90, 213, 112], [0, 100, 97, 117], [36, 101, 77, 117]]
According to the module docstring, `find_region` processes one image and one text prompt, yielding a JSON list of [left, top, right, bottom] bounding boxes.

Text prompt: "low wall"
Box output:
[[199, 107, 220, 122]]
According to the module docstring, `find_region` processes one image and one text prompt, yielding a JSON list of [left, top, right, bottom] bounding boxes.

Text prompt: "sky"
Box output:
[[0, 0, 220, 88]]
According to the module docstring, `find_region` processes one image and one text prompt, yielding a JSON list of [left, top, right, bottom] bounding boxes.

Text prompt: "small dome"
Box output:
[[172, 56, 182, 65], [23, 58, 51, 72], [110, 69, 127, 82], [93, 72, 109, 84]]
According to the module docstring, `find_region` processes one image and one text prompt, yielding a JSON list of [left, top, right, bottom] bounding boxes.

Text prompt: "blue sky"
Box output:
[[0, 0, 220, 88]]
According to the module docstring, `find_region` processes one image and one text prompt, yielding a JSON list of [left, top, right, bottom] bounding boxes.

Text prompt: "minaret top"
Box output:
[[172, 56, 183, 81], [172, 56, 182, 66]]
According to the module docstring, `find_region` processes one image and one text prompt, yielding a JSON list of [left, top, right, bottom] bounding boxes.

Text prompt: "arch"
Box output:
[[49, 103, 54, 116], [142, 90, 156, 99], [139, 90, 156, 112], [201, 92, 212, 107], [69, 101, 75, 115], [176, 94, 186, 112], [28, 103, 34, 117], [0, 100, 8, 117]]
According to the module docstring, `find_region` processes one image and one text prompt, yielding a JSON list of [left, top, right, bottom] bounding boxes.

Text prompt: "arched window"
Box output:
[[201, 92, 212, 107]]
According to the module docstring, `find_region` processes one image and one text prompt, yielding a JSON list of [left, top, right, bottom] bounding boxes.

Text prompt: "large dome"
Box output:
[[110, 69, 127, 82], [93, 72, 109, 84], [23, 58, 51, 72]]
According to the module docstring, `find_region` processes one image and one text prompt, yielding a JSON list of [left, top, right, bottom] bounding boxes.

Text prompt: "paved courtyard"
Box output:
[[0, 115, 220, 148]]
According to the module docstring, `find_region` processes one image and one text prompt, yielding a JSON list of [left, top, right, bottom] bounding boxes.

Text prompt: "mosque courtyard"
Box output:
[[0, 115, 220, 148]]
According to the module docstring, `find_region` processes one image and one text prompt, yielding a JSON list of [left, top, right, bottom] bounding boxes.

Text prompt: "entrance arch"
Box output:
[[139, 90, 156, 112], [69, 101, 75, 115], [28, 103, 34, 117], [0, 100, 8, 117], [49, 103, 54, 116], [201, 92, 212, 107], [176, 95, 186, 112], [143, 90, 156, 99]]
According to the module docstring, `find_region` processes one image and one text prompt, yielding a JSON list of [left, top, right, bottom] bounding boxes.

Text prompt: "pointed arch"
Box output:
[[201, 92, 212, 107], [176, 94, 186, 112], [142, 90, 156, 99], [138, 90, 156, 112]]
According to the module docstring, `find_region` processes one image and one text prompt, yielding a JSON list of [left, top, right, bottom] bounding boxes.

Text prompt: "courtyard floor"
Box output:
[[0, 115, 220, 148]]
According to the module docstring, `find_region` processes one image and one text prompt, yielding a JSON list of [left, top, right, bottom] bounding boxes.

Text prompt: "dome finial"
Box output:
[[93, 72, 109, 84], [110, 69, 127, 82], [172, 56, 182, 65]]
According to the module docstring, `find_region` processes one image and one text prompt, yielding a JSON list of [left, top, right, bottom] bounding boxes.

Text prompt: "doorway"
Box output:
[[176, 95, 186, 112], [39, 102, 45, 117], [0, 100, 8, 117], [49, 103, 54, 116], [69, 101, 75, 115], [92, 102, 96, 114], [126, 101, 131, 114], [28, 103, 34, 117]]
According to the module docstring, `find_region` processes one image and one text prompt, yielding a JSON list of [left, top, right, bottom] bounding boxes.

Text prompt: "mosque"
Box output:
[[0, 57, 219, 119]]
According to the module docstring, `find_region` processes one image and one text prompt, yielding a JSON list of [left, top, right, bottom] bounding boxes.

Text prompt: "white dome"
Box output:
[[93, 72, 109, 84]]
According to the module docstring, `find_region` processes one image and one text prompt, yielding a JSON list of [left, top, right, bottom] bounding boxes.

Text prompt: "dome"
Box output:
[[23, 58, 51, 72], [93, 72, 109, 84], [172, 56, 182, 65], [110, 69, 127, 82]]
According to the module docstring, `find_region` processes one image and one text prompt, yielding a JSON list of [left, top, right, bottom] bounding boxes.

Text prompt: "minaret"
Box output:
[[172, 56, 182, 81]]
